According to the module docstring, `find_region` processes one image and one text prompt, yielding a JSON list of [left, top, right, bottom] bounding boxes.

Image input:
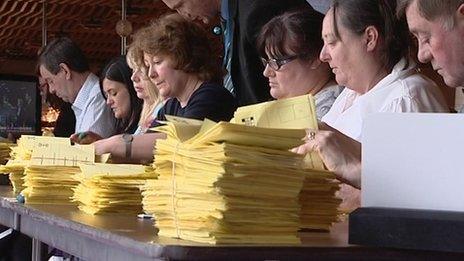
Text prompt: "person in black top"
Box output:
[[94, 14, 237, 163], [160, 0, 312, 106], [151, 82, 236, 128]]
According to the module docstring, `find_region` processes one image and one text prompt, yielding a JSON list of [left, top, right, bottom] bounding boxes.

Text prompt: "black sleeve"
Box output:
[[181, 87, 237, 122]]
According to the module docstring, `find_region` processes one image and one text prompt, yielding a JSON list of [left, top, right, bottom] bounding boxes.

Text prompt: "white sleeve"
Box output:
[[81, 95, 117, 138]]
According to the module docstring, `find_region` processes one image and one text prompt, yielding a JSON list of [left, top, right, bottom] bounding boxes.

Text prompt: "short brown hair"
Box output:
[[257, 8, 324, 61], [134, 13, 222, 84], [397, 0, 464, 27]]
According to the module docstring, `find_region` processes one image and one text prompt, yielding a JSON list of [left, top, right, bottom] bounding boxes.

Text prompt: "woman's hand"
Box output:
[[292, 123, 362, 189], [70, 131, 103, 144]]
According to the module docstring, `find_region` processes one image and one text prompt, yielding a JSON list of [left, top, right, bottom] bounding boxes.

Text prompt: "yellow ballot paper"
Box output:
[[73, 163, 156, 215], [18, 135, 70, 153], [1, 136, 75, 195], [142, 115, 340, 245], [232, 94, 318, 129], [0, 141, 13, 164], [22, 141, 94, 205], [232, 94, 324, 170], [30, 143, 94, 166]]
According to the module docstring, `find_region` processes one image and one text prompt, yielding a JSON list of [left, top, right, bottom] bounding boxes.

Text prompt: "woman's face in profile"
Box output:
[[130, 66, 150, 100], [102, 79, 131, 119], [320, 8, 365, 90], [143, 53, 188, 99], [262, 50, 317, 99]]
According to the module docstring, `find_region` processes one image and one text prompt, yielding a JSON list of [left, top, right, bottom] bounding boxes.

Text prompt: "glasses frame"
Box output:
[[261, 55, 300, 71]]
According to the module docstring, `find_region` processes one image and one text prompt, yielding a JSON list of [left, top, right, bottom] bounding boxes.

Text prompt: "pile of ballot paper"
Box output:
[[21, 141, 95, 204], [141, 115, 312, 244], [0, 136, 70, 194], [72, 163, 156, 215], [22, 165, 81, 204], [232, 95, 341, 230], [0, 141, 12, 164]]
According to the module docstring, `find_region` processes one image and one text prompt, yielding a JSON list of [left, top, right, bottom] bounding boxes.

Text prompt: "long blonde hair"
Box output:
[[126, 44, 163, 128]]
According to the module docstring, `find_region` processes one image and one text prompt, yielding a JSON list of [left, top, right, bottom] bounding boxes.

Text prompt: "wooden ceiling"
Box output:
[[0, 0, 169, 65]]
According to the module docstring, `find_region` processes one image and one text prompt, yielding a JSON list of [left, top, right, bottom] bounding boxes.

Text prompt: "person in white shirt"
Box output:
[[294, 0, 464, 195], [257, 8, 343, 120], [297, 0, 448, 212], [319, 0, 448, 143], [38, 37, 116, 138]]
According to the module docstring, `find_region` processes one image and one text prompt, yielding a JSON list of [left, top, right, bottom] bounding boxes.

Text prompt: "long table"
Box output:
[[1, 185, 463, 261]]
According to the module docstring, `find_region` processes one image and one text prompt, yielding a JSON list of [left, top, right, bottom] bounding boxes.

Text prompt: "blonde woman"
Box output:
[[126, 43, 165, 135]]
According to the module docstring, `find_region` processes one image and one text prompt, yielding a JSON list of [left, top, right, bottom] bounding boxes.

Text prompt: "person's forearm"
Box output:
[[97, 132, 167, 164], [130, 133, 166, 162], [338, 160, 361, 189]]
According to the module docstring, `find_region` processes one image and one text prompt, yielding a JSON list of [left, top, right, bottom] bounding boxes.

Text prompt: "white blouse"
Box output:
[[322, 59, 449, 141]]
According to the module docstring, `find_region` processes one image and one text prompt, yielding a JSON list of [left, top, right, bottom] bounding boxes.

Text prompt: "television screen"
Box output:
[[0, 74, 41, 138]]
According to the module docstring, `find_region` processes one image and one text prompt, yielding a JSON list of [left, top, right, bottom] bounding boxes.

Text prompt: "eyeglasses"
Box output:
[[260, 55, 299, 71]]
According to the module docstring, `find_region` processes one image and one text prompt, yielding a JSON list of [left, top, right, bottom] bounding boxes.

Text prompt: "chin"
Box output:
[[444, 77, 463, 88]]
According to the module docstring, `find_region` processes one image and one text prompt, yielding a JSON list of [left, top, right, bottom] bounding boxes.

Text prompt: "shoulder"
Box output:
[[381, 73, 447, 112], [190, 82, 236, 102], [395, 73, 439, 98]]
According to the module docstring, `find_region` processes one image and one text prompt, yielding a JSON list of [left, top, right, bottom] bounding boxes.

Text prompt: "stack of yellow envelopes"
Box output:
[[232, 94, 342, 231], [22, 165, 81, 204], [1, 136, 69, 194], [0, 141, 12, 164], [143, 117, 312, 245], [72, 163, 156, 215], [299, 170, 341, 230], [22, 142, 94, 204], [0, 161, 25, 193]]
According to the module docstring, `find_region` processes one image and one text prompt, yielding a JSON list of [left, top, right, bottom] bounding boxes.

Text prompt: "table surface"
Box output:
[[0, 185, 348, 245], [3, 185, 462, 260]]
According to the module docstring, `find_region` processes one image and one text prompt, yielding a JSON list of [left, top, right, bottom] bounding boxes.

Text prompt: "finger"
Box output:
[[303, 129, 318, 142]]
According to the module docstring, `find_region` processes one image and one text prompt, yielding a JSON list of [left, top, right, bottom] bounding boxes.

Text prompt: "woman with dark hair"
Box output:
[[100, 56, 142, 134], [93, 14, 237, 163], [296, 0, 448, 212], [257, 8, 343, 120], [319, 0, 448, 142], [71, 56, 142, 144]]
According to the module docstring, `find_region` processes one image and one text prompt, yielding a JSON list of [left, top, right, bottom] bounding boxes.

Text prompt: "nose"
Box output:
[[106, 96, 113, 106], [148, 66, 158, 80], [263, 64, 275, 78], [417, 42, 432, 64], [319, 45, 330, 63], [131, 71, 140, 83]]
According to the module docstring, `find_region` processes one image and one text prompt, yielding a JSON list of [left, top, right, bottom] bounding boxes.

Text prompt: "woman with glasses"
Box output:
[[257, 8, 343, 120]]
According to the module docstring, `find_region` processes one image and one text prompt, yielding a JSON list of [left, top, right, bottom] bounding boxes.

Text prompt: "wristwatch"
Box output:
[[122, 134, 133, 158]]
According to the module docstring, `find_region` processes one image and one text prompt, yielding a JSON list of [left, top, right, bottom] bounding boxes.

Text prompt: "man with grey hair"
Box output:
[[398, 0, 464, 88]]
